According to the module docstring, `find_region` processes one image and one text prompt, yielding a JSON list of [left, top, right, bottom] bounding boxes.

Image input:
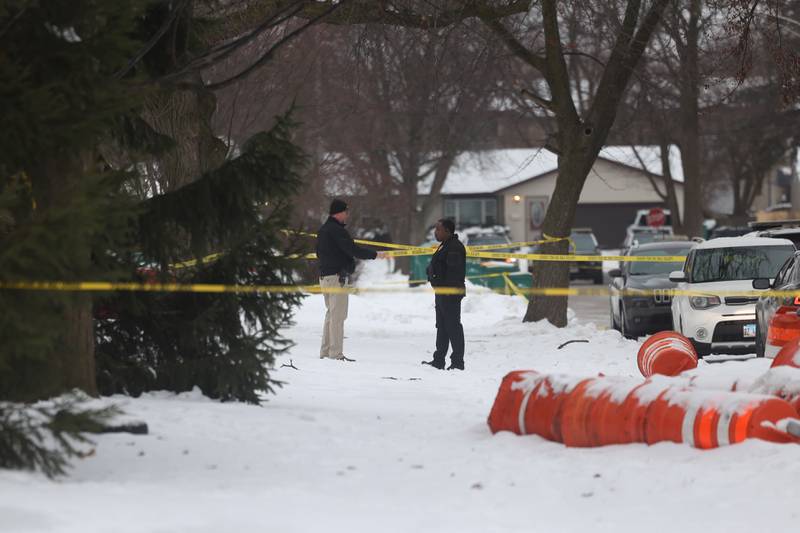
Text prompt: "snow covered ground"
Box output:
[[2, 260, 800, 533]]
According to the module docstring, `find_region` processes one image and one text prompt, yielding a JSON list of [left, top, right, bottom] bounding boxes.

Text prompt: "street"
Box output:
[[569, 279, 613, 328]]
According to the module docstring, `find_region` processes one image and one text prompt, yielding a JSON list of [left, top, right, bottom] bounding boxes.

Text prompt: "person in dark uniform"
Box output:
[[422, 218, 467, 370], [316, 199, 385, 361]]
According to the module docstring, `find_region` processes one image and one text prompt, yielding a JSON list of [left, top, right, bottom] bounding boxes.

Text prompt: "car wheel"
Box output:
[[620, 304, 635, 339], [610, 301, 619, 331], [755, 320, 765, 358]]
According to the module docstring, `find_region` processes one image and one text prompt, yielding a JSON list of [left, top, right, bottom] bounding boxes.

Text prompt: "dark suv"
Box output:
[[569, 228, 603, 284], [608, 241, 695, 339], [748, 220, 800, 249]]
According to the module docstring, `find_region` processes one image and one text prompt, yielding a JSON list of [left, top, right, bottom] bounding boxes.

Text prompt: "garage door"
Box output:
[[573, 203, 667, 248]]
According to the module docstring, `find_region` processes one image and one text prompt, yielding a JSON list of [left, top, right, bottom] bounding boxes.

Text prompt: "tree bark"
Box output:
[[659, 142, 683, 234], [523, 142, 593, 325], [513, 0, 672, 326], [419, 153, 455, 238], [674, 0, 704, 237], [25, 153, 98, 399], [141, 81, 227, 192]]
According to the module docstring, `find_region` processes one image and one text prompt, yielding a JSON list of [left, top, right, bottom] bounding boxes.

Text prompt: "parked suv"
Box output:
[[746, 219, 800, 248], [753, 250, 800, 358], [608, 241, 695, 338], [670, 237, 795, 356], [569, 228, 603, 284]]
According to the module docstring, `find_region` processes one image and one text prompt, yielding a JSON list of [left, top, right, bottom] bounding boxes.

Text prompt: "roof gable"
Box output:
[[419, 145, 684, 195]]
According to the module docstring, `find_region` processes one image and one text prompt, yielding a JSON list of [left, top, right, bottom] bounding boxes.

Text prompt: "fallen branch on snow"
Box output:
[[557, 339, 589, 350]]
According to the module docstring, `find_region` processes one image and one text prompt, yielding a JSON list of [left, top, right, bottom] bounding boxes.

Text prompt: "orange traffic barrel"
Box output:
[[488, 370, 800, 448], [750, 367, 800, 412], [560, 378, 617, 447], [487, 370, 540, 434], [524, 375, 593, 442], [766, 312, 800, 360], [771, 337, 800, 369], [642, 387, 798, 447], [587, 379, 647, 446], [637, 331, 698, 377]]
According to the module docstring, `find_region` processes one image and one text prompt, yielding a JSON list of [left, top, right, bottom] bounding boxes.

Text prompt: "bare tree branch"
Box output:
[[542, 0, 579, 124], [203, 2, 344, 90], [481, 17, 547, 73]]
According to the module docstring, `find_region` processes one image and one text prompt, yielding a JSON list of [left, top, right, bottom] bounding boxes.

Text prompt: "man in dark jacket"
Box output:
[[316, 199, 385, 361], [422, 218, 467, 370]]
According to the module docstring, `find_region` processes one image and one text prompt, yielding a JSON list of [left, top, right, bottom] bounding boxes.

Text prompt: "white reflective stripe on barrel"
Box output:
[[645, 340, 695, 375], [681, 405, 702, 447], [518, 387, 535, 435], [716, 408, 733, 447]]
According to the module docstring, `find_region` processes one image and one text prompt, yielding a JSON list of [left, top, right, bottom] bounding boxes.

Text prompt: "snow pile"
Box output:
[[2, 260, 799, 533]]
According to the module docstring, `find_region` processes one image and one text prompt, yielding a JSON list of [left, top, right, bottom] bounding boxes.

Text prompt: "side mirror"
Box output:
[[608, 268, 623, 278], [752, 278, 771, 290], [669, 271, 687, 283]]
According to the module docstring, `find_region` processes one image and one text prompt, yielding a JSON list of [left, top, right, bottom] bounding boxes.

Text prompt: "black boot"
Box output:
[[447, 360, 464, 371], [422, 359, 445, 369]]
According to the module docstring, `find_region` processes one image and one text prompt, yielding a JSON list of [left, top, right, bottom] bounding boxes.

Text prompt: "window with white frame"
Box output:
[[443, 198, 498, 227]]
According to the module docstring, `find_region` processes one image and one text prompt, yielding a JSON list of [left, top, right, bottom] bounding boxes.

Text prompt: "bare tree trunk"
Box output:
[[419, 153, 455, 237], [678, 99, 703, 236], [141, 80, 227, 191], [486, 0, 671, 327], [523, 147, 589, 326], [26, 154, 98, 399], [61, 293, 97, 395], [659, 142, 683, 234], [675, 0, 703, 237]]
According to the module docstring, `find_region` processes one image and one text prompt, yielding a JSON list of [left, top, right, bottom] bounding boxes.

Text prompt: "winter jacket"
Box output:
[[316, 216, 377, 277], [426, 234, 466, 289]]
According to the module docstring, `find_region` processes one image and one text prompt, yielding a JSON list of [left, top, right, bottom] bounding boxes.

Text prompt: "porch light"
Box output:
[[513, 195, 521, 203]]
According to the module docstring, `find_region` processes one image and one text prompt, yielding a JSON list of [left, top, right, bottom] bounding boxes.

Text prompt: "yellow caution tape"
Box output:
[[0, 280, 465, 296], [170, 253, 224, 269], [465, 234, 574, 252], [381, 272, 514, 285], [283, 230, 686, 263], [4, 279, 800, 300], [502, 272, 528, 299], [467, 251, 685, 263], [287, 228, 575, 253]]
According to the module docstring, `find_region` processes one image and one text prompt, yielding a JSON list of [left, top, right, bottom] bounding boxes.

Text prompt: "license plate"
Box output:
[[743, 323, 756, 338]]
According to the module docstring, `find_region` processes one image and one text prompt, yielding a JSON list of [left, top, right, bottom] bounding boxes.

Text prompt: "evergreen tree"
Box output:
[[96, 117, 307, 404], [1, 0, 310, 475], [0, 395, 119, 478], [0, 0, 148, 401]]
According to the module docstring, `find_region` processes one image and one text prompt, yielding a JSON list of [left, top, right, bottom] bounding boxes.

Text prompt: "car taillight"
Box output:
[[779, 296, 800, 308]]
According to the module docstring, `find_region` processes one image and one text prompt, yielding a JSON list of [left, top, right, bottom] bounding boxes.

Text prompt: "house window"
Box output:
[[443, 198, 498, 227]]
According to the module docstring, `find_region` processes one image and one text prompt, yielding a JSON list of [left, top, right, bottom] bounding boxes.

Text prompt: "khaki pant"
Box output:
[[320, 274, 349, 358]]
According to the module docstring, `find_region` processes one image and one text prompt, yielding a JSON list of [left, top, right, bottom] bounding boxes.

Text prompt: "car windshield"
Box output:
[[689, 245, 795, 283], [570, 232, 596, 252], [631, 229, 671, 245], [628, 246, 692, 276], [467, 234, 509, 246]]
